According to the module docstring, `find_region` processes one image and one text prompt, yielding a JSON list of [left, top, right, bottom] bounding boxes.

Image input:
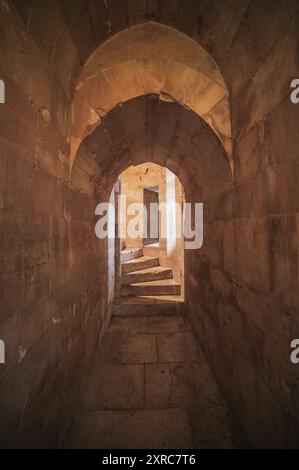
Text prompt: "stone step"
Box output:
[[122, 256, 159, 274], [121, 248, 143, 263], [122, 266, 173, 285], [113, 297, 185, 316], [122, 279, 181, 297]]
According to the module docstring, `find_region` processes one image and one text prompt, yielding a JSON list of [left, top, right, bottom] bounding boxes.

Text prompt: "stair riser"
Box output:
[[121, 249, 143, 263], [122, 269, 172, 285], [113, 303, 185, 316], [122, 284, 181, 297], [122, 258, 159, 274]]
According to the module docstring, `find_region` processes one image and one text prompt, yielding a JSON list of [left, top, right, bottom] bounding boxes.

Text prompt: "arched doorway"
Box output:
[[72, 93, 232, 319], [70, 22, 232, 173], [114, 162, 185, 309]]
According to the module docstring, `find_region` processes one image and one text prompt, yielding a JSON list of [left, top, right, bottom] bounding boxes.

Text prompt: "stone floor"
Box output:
[[64, 313, 241, 449]]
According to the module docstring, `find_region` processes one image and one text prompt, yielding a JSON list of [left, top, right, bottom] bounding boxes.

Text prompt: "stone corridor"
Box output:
[[64, 311, 240, 449], [1, 0, 299, 449]]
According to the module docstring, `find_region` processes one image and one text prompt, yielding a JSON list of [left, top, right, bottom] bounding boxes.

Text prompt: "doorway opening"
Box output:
[[114, 162, 185, 305], [143, 186, 159, 247]]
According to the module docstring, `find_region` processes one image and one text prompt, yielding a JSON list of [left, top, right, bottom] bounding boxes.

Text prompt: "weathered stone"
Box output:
[[83, 364, 144, 410], [1, 1, 299, 450], [99, 331, 157, 364], [65, 408, 193, 449], [157, 332, 199, 363]]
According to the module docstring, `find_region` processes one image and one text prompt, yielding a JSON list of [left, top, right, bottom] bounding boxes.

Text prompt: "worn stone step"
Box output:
[[122, 279, 181, 297], [121, 248, 143, 264], [122, 256, 159, 274], [113, 297, 185, 316], [122, 266, 173, 285]]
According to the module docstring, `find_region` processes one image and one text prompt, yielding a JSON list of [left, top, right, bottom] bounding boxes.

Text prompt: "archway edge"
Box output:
[[73, 94, 233, 203], [71, 22, 232, 173]]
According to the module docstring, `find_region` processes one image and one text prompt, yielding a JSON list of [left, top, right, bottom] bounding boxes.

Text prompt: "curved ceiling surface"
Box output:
[[75, 94, 232, 201], [72, 23, 232, 171]]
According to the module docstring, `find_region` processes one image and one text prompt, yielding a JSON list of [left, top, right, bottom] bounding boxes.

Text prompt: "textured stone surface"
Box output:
[[0, 0, 298, 449], [65, 408, 194, 449], [82, 364, 144, 410], [65, 313, 240, 449]]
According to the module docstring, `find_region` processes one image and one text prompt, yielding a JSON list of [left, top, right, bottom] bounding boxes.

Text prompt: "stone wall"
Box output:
[[186, 3, 299, 448], [0, 0, 298, 448], [0, 3, 108, 447]]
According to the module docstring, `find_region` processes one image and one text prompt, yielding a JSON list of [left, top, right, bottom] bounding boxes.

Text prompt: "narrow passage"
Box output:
[[65, 312, 241, 448]]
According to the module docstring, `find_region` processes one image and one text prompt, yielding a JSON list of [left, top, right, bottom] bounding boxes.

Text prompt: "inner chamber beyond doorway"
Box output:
[[114, 162, 185, 303]]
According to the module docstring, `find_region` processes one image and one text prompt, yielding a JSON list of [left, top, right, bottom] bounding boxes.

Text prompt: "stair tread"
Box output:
[[128, 279, 180, 287], [123, 266, 171, 276], [115, 295, 184, 304], [121, 248, 142, 255], [122, 256, 159, 266], [121, 248, 143, 263]]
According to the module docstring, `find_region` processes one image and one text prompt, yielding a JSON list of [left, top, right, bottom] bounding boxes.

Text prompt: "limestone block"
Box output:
[[26, 0, 80, 99], [0, 73, 37, 157], [0, 149, 6, 209], [3, 147, 35, 214], [223, 18, 260, 99], [210, 267, 232, 299], [83, 363, 144, 410], [36, 114, 68, 180], [268, 214, 299, 313], [1, 211, 50, 275], [235, 123, 263, 183], [50, 217, 70, 290], [86, 0, 109, 42], [266, 94, 299, 165], [135, 58, 168, 95], [59, 0, 97, 62], [0, 3, 52, 111], [249, 172, 268, 217], [84, 125, 112, 164], [78, 71, 121, 117], [245, 0, 299, 62], [104, 60, 144, 103], [50, 78, 71, 140], [0, 260, 50, 322], [159, 0, 178, 24], [64, 188, 94, 221], [202, 0, 251, 62], [235, 19, 298, 135], [102, 106, 129, 156], [65, 408, 193, 449], [128, 0, 147, 25]]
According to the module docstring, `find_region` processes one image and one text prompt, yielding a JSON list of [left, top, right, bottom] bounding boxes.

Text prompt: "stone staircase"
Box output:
[[113, 247, 184, 316], [121, 248, 181, 297]]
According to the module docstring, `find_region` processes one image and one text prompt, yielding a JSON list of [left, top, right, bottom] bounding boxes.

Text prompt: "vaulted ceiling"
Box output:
[[72, 22, 232, 168], [11, 0, 297, 186], [75, 95, 232, 201], [11, 0, 254, 176]]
